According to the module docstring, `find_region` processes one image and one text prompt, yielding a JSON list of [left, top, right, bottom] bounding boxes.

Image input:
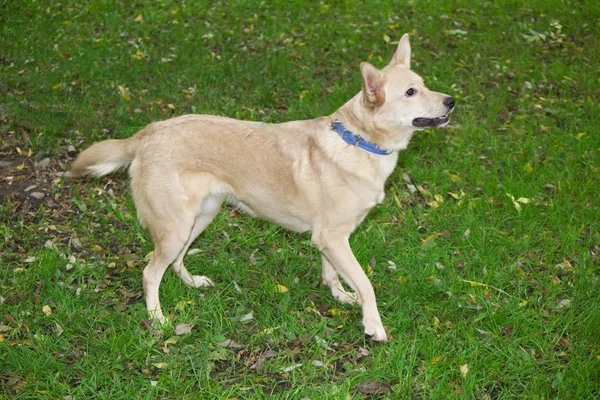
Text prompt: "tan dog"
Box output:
[[70, 34, 454, 342]]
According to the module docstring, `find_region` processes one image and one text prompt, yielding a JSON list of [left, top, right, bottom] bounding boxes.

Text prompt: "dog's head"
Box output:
[[356, 34, 454, 150]]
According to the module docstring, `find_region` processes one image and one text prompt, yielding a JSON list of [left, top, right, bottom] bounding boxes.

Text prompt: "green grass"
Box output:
[[1, 0, 599, 398]]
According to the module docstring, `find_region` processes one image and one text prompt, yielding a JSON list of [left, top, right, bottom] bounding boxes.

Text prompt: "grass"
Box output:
[[1, 0, 599, 398]]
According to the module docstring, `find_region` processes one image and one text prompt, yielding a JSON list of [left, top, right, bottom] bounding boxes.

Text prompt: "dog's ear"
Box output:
[[360, 62, 386, 105], [391, 33, 411, 69]]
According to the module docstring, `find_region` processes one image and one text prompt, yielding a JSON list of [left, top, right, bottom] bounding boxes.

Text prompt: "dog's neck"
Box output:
[[331, 120, 391, 156], [332, 94, 416, 153]]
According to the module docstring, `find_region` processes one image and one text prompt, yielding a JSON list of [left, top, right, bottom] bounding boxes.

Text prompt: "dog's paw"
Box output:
[[191, 275, 214, 288], [364, 325, 387, 342], [149, 309, 168, 325], [363, 315, 387, 342], [332, 287, 357, 305]]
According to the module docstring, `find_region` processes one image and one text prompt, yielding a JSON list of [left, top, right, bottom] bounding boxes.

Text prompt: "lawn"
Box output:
[[1, 0, 599, 398]]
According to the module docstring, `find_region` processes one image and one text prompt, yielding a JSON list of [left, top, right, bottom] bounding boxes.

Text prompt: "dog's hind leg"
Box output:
[[170, 194, 223, 288], [321, 254, 356, 304], [143, 221, 193, 324]]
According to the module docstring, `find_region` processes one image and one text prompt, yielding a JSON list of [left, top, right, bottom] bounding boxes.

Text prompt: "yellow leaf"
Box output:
[[577, 132, 587, 139], [434, 194, 444, 203], [134, 14, 143, 22], [519, 300, 528, 307], [164, 336, 180, 345], [447, 172, 460, 181], [0, 334, 4, 342], [152, 362, 168, 369], [53, 83, 63, 90], [117, 85, 131, 101], [431, 356, 441, 365], [563, 258, 573, 268], [42, 305, 52, 317], [383, 33, 391, 43], [460, 363, 469, 378], [275, 284, 288, 293], [90, 244, 102, 252], [596, 355, 600, 360], [168, 104, 175, 110], [448, 191, 465, 200], [299, 90, 308, 100], [16, 162, 25, 171], [524, 163, 533, 173]]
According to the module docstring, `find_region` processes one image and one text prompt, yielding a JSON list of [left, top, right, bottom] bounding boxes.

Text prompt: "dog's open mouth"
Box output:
[[412, 115, 449, 128]]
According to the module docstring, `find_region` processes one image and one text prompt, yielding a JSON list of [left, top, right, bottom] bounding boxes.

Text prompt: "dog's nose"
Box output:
[[444, 97, 455, 110]]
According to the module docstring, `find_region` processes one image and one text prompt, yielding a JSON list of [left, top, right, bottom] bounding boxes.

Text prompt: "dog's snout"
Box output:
[[443, 96, 455, 110]]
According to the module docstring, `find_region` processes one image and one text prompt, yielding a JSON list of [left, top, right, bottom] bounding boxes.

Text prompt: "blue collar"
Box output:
[[331, 120, 391, 156]]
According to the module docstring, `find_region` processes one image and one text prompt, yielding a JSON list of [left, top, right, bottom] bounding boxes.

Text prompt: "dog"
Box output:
[[69, 34, 454, 342]]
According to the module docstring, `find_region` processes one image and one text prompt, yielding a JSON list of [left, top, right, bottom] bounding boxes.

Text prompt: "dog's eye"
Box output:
[[405, 88, 416, 97]]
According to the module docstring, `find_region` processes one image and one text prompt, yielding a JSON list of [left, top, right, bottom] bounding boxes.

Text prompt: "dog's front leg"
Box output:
[[314, 231, 387, 342]]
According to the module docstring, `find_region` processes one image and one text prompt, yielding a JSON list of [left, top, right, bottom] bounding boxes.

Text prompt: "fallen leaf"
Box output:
[[356, 346, 371, 361], [556, 299, 571, 310], [174, 323, 194, 335], [460, 363, 469, 378], [274, 284, 288, 293], [42, 305, 52, 317], [152, 362, 168, 369], [217, 339, 244, 349], [117, 85, 131, 101], [55, 323, 63, 337], [233, 280, 242, 293], [134, 14, 143, 22], [279, 363, 302, 373], [237, 312, 254, 322], [353, 381, 392, 395]]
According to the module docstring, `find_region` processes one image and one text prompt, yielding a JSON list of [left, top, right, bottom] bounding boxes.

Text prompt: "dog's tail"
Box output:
[[68, 138, 137, 177]]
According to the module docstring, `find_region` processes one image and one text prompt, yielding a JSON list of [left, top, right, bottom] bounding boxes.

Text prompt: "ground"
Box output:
[[1, 1, 599, 399]]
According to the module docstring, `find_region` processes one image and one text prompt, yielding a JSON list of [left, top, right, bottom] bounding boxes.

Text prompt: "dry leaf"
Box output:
[[55, 323, 64, 337], [217, 339, 244, 349], [353, 381, 392, 395], [174, 323, 194, 335], [460, 363, 469, 378], [42, 305, 52, 317], [279, 363, 302, 373], [134, 14, 143, 22]]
